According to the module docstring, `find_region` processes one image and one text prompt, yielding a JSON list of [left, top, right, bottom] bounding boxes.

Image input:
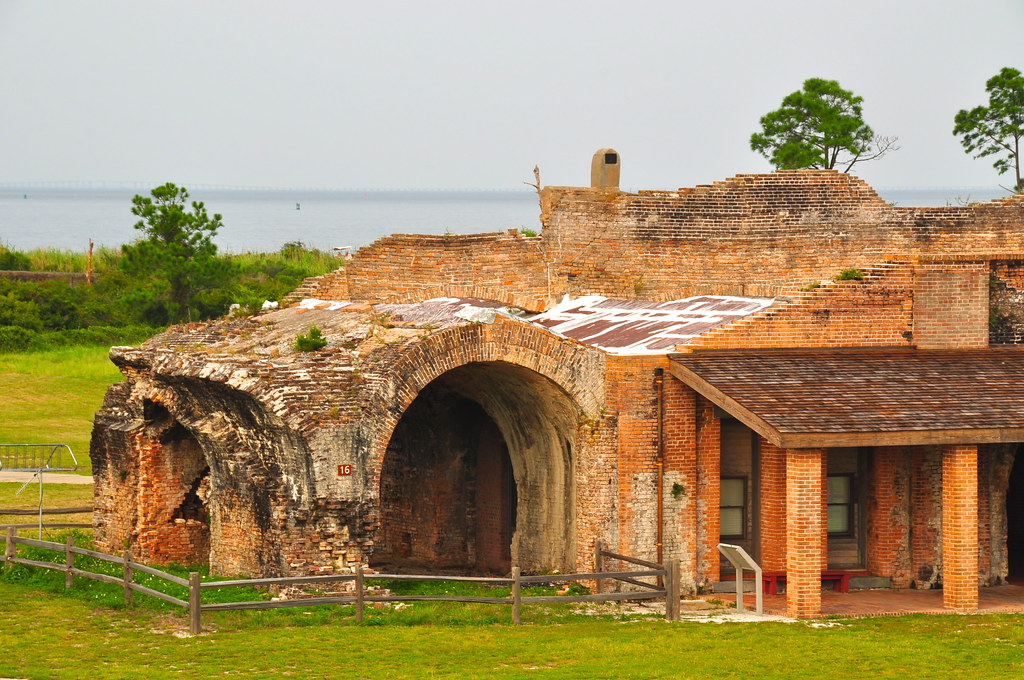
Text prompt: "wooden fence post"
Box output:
[[594, 540, 603, 595], [355, 565, 364, 623], [4, 527, 14, 566], [122, 549, 134, 607], [189, 572, 202, 635], [511, 566, 521, 625], [65, 536, 75, 589], [665, 559, 680, 622]]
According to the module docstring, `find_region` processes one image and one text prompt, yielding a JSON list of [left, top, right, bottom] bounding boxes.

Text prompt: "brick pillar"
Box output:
[[695, 396, 721, 585], [942, 445, 978, 611], [759, 440, 786, 571], [786, 449, 825, 619]]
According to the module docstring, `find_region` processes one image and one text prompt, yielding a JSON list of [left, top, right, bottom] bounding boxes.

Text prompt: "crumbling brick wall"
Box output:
[[344, 232, 552, 311], [540, 171, 1024, 301]]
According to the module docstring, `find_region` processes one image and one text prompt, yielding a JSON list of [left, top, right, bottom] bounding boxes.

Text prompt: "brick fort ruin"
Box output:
[[91, 151, 1024, 618]]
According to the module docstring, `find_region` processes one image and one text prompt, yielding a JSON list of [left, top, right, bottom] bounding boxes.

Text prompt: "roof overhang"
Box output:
[[669, 347, 1024, 449]]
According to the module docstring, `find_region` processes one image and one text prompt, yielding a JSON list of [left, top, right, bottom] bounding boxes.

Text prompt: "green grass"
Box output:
[[1, 576, 1023, 679], [0, 344, 125, 472], [2, 532, 1023, 677]]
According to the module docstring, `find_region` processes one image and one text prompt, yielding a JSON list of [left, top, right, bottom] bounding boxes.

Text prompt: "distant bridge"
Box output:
[[0, 181, 533, 193]]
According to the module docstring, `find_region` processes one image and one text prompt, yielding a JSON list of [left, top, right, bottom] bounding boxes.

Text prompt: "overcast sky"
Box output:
[[1, 0, 1022, 191]]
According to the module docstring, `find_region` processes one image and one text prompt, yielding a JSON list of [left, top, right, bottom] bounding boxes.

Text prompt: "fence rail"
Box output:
[[3, 527, 680, 633]]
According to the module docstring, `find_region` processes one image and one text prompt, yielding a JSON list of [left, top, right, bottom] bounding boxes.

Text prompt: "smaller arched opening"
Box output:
[[139, 399, 212, 566], [374, 361, 581, 575]]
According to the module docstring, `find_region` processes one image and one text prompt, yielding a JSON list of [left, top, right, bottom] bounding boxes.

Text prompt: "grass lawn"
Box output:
[[1, 578, 1023, 679], [0, 344, 124, 474]]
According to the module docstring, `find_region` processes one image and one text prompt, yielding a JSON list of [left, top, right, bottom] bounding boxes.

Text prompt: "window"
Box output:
[[720, 477, 746, 538], [827, 475, 853, 535]]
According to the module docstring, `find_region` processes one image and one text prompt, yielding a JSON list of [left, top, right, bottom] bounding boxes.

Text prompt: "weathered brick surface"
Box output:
[[914, 263, 988, 349], [912, 447, 943, 588], [345, 232, 551, 311], [694, 397, 721, 587], [541, 171, 1024, 301], [759, 440, 787, 572], [866, 447, 913, 587]]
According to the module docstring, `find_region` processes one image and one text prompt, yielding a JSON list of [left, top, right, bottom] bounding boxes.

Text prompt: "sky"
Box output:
[[1, 0, 1022, 192]]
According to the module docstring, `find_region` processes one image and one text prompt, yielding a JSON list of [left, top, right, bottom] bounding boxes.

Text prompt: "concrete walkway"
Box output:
[[0, 471, 93, 484], [713, 584, 1024, 617]]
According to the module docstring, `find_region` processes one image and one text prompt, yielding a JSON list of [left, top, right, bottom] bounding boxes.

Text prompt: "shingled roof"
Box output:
[[669, 347, 1024, 448]]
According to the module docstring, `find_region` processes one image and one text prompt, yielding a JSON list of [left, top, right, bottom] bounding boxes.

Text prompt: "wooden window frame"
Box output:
[[827, 473, 855, 537], [719, 476, 747, 539]]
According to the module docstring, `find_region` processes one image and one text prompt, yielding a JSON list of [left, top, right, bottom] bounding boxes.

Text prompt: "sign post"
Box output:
[[717, 543, 763, 615]]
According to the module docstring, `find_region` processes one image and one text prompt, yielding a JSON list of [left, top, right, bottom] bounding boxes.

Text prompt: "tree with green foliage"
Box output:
[[751, 78, 898, 173], [953, 67, 1024, 193], [120, 183, 228, 324]]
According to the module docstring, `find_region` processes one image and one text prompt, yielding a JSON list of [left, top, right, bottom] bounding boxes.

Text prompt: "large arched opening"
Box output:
[[374, 361, 581, 574]]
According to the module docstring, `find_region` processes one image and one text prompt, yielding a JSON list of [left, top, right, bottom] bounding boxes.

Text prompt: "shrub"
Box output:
[[295, 326, 328, 352], [0, 325, 40, 352], [0, 247, 31, 271]]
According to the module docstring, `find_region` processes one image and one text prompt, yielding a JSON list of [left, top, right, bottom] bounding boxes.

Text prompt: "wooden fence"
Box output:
[[0, 506, 91, 532], [4, 528, 680, 633]]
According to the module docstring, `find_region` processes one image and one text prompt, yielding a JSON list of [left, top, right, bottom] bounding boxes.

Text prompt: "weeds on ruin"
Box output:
[[294, 326, 328, 352], [834, 268, 865, 281]]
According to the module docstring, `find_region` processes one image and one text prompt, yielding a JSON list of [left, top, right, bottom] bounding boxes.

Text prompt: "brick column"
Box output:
[[695, 396, 721, 585], [942, 445, 979, 611], [786, 449, 825, 619]]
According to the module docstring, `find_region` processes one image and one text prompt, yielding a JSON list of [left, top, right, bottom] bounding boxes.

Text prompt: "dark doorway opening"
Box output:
[[1007, 446, 1024, 584], [375, 382, 516, 574]]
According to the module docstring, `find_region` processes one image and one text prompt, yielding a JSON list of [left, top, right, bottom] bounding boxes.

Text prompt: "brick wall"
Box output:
[[911, 447, 943, 588], [694, 397, 721, 586], [603, 356, 664, 568], [914, 262, 988, 349], [542, 171, 1024, 302], [687, 263, 915, 350], [759, 440, 787, 571], [866, 447, 913, 587], [344, 232, 552, 311]]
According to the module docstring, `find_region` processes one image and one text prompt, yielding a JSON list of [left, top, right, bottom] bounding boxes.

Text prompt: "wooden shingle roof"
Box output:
[[669, 347, 1024, 448]]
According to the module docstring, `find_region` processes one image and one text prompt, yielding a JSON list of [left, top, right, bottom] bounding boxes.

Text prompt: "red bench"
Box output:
[[724, 570, 861, 594]]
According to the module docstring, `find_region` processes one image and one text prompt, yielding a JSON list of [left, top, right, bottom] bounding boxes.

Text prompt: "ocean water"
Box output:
[[0, 185, 1010, 254], [0, 188, 542, 253]]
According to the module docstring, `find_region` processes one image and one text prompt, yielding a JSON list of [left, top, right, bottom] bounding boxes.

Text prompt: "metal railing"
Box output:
[[0, 444, 79, 538]]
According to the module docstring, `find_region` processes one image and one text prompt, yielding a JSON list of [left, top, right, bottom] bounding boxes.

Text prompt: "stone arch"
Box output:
[[126, 375, 315, 577], [364, 316, 605, 573]]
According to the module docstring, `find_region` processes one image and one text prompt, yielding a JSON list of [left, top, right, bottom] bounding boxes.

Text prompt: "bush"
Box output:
[[0, 325, 39, 352], [0, 247, 31, 271], [295, 326, 328, 352]]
